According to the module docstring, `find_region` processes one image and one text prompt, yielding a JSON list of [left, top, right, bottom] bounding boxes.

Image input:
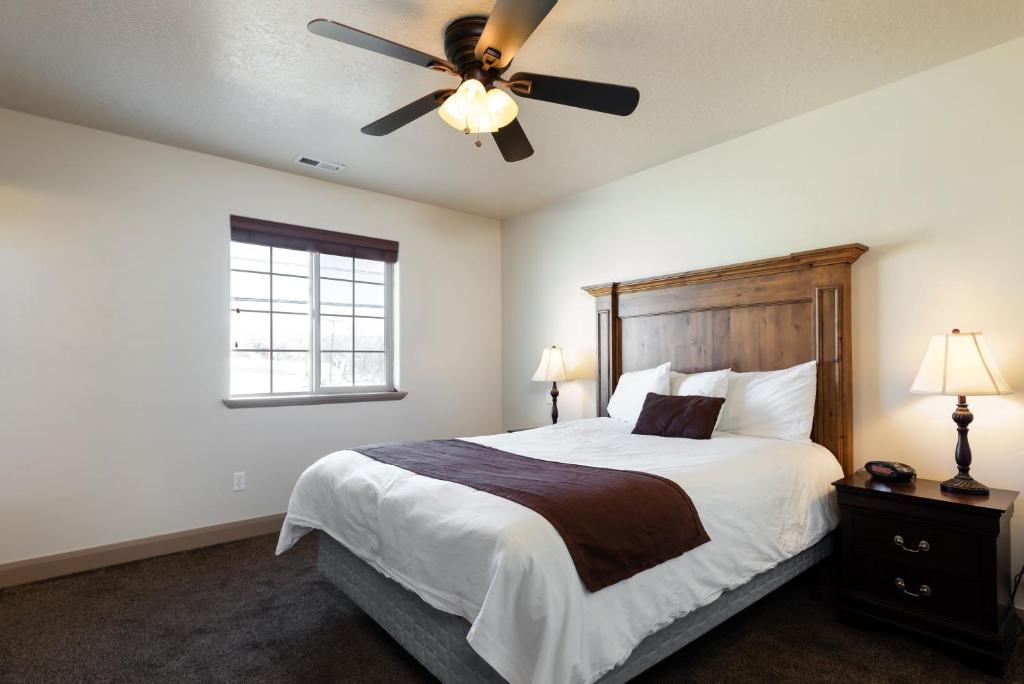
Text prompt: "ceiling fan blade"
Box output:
[[361, 90, 455, 136], [492, 119, 534, 162], [309, 19, 455, 72], [475, 0, 557, 71], [506, 72, 639, 116]]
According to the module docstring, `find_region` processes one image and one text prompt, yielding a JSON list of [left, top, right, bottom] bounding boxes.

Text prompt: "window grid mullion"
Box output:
[[233, 267, 307, 279], [318, 312, 385, 320], [320, 275, 386, 286], [230, 308, 305, 315], [312, 252, 321, 393], [386, 262, 394, 390], [351, 278, 356, 387], [269, 248, 274, 393]]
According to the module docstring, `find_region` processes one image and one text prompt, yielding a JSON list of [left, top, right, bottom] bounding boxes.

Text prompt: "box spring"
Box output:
[[316, 531, 833, 683]]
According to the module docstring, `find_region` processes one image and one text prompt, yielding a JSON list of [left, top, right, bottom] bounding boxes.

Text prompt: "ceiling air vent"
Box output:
[[294, 155, 345, 173]]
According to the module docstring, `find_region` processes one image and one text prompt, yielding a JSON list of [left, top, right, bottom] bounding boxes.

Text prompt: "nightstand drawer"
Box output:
[[850, 553, 987, 627], [849, 511, 981, 579]]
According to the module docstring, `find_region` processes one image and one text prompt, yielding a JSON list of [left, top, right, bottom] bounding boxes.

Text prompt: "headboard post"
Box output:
[[584, 244, 867, 475], [590, 283, 619, 418]]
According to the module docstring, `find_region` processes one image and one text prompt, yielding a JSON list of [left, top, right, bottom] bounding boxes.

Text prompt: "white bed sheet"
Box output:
[[277, 418, 842, 684]]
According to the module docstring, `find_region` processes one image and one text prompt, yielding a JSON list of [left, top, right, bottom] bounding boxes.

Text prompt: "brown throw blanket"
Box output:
[[354, 439, 710, 592]]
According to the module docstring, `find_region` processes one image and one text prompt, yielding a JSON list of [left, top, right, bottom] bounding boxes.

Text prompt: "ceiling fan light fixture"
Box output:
[[438, 78, 518, 134], [309, 3, 639, 162]]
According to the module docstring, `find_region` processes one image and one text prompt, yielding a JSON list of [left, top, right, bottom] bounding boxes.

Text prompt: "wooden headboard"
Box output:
[[583, 244, 867, 475]]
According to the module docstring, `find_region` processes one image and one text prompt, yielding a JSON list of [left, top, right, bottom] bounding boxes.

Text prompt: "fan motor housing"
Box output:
[[444, 16, 506, 82]]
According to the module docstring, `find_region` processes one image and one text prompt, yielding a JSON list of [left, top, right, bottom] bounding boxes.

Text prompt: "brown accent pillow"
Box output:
[[632, 393, 726, 439]]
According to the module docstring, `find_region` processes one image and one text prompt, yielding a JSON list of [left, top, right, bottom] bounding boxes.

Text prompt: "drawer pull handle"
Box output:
[[895, 577, 931, 597], [893, 535, 930, 553]]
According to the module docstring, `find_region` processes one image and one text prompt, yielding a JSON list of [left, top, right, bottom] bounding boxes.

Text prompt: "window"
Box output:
[[227, 216, 400, 403]]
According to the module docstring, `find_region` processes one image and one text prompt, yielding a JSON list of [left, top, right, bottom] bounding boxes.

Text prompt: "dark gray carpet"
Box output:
[[0, 533, 1019, 683]]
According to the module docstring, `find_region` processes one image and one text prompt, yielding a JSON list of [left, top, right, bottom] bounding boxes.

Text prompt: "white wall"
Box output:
[[0, 108, 502, 564], [503, 38, 1024, 577]]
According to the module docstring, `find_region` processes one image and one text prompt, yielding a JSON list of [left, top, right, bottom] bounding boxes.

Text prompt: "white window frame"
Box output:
[[226, 244, 398, 402]]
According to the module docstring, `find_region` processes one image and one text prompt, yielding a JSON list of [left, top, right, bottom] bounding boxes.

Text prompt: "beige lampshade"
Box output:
[[910, 330, 1013, 396], [532, 346, 569, 383]]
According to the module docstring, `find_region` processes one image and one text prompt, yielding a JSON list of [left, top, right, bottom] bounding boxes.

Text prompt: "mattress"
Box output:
[[278, 418, 843, 684]]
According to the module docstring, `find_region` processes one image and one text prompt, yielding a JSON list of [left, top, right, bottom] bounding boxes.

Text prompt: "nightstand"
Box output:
[[834, 472, 1019, 675]]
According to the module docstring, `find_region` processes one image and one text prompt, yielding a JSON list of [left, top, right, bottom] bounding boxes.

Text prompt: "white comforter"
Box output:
[[277, 418, 842, 684]]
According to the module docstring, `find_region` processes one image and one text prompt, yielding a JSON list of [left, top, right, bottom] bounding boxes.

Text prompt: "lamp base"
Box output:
[[942, 395, 988, 496], [940, 474, 990, 496]]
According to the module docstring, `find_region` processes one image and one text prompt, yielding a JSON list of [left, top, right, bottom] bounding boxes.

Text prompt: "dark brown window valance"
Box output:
[[230, 215, 399, 263]]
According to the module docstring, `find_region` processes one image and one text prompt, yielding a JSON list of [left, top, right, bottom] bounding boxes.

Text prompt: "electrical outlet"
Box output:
[[232, 471, 246, 492]]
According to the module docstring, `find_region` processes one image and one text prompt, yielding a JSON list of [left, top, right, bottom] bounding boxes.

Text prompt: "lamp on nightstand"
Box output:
[[532, 346, 569, 425], [910, 329, 1014, 495]]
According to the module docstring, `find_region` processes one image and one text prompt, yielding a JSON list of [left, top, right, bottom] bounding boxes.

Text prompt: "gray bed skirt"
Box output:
[[316, 531, 833, 683]]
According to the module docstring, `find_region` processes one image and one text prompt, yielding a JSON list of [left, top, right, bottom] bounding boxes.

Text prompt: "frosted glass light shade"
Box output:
[[532, 346, 569, 382], [910, 331, 1013, 396], [485, 87, 518, 129], [438, 79, 518, 134]]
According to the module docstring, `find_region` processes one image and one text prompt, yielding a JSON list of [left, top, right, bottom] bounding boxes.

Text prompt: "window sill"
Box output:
[[222, 390, 407, 408]]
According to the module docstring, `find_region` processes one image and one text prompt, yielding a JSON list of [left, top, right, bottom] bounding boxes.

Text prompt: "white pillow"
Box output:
[[607, 362, 671, 424], [669, 368, 731, 399], [716, 360, 818, 442], [670, 368, 732, 429]]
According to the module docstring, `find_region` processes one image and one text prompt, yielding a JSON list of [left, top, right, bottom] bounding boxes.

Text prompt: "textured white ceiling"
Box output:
[[1, 1, 1022, 218]]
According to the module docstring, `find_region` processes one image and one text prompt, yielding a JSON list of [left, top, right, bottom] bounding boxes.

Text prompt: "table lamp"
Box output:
[[910, 329, 1014, 495], [532, 346, 569, 424]]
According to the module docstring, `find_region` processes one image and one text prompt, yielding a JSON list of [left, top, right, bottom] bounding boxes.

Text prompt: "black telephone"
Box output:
[[864, 461, 917, 482]]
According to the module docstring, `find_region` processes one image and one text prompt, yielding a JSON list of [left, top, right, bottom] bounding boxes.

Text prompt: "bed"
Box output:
[[277, 243, 867, 683]]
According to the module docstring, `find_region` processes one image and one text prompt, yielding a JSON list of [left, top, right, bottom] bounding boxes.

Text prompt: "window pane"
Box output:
[[272, 247, 309, 276], [272, 313, 309, 350], [231, 242, 269, 273], [272, 352, 310, 393], [271, 275, 309, 313], [354, 258, 385, 284], [320, 254, 353, 281], [231, 351, 270, 394], [320, 278, 353, 315], [355, 352, 386, 386], [231, 310, 270, 350], [355, 317, 385, 351], [231, 271, 269, 311], [354, 283, 385, 318], [320, 315, 353, 351], [321, 352, 353, 387]]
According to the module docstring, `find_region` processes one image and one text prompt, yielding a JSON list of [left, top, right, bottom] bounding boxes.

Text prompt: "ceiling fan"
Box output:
[[308, 0, 640, 162]]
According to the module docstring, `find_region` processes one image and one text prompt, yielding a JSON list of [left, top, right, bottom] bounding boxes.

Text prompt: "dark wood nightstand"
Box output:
[[834, 472, 1019, 675]]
